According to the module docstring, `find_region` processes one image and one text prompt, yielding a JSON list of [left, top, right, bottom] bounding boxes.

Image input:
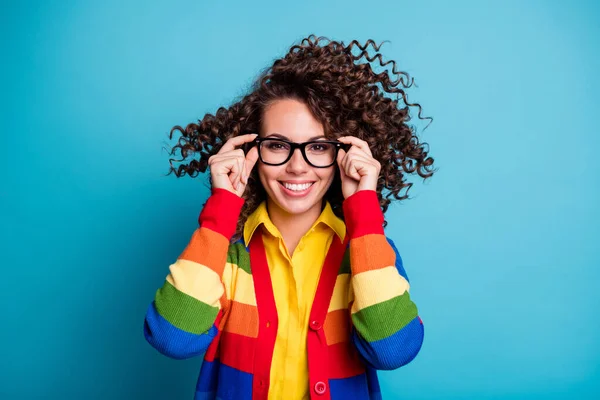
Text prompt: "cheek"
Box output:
[[258, 164, 279, 188], [257, 165, 268, 188], [317, 167, 336, 187]]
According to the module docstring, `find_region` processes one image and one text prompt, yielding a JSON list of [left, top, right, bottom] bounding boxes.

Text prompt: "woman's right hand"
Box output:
[[208, 133, 259, 197]]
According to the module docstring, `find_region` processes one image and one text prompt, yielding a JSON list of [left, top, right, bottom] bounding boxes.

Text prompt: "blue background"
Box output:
[[1, 0, 599, 399]]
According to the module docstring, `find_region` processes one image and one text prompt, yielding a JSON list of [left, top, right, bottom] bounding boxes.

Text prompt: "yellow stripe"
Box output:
[[350, 266, 410, 314], [166, 259, 224, 308], [328, 273, 352, 312], [222, 262, 233, 301], [224, 263, 257, 306]]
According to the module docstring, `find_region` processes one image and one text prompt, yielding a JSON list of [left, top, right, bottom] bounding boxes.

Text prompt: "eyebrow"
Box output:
[[265, 133, 327, 141]]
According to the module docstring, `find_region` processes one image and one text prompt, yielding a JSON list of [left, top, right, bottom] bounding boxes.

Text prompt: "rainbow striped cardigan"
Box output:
[[144, 189, 424, 400]]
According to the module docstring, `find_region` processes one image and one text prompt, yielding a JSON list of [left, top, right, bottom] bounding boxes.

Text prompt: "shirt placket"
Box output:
[[280, 237, 302, 396]]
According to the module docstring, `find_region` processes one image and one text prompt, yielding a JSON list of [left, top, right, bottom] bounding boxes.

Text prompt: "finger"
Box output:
[[219, 133, 258, 154], [344, 154, 373, 181], [337, 136, 373, 157], [210, 155, 243, 171], [232, 149, 247, 184], [341, 149, 362, 181], [345, 152, 375, 167], [210, 150, 245, 176], [345, 159, 363, 181], [240, 156, 247, 185], [243, 146, 259, 182], [228, 158, 240, 182], [232, 156, 244, 190], [216, 148, 245, 160], [213, 158, 239, 192], [240, 161, 247, 185], [342, 151, 354, 178]]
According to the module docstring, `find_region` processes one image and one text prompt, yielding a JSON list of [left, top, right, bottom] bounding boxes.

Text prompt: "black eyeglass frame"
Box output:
[[252, 137, 351, 168]]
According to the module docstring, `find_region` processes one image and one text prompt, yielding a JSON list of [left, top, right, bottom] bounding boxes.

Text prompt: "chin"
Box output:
[[274, 199, 320, 216]]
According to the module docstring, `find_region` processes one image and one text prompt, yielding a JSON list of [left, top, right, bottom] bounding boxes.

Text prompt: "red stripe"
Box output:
[[219, 331, 256, 373], [342, 190, 384, 239], [198, 188, 245, 239], [204, 311, 224, 362], [249, 234, 278, 400], [307, 236, 348, 399], [327, 342, 366, 379]]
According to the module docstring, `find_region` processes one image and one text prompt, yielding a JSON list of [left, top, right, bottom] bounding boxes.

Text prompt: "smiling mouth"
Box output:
[[279, 181, 315, 192]]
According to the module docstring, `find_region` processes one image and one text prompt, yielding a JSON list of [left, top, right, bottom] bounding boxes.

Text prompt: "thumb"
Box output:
[[336, 149, 347, 180], [336, 148, 346, 165], [244, 146, 259, 177]]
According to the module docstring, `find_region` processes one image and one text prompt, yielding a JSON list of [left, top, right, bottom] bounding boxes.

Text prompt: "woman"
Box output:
[[144, 35, 435, 400]]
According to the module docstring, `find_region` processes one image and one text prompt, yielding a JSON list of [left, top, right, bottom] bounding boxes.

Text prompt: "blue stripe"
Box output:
[[216, 363, 253, 400], [144, 302, 218, 359], [386, 237, 409, 283], [352, 316, 424, 370], [194, 391, 216, 400], [365, 366, 382, 399], [196, 359, 220, 392], [329, 373, 370, 398]]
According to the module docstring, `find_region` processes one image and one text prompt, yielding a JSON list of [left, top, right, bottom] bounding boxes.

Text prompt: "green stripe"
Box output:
[[155, 281, 219, 335], [227, 242, 252, 275], [351, 293, 418, 342], [337, 249, 351, 275]]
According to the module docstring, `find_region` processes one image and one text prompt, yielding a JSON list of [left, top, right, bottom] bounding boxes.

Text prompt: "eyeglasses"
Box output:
[[253, 137, 350, 168]]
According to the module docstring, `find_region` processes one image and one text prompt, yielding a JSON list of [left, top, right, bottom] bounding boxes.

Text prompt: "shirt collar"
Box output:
[[243, 201, 346, 247]]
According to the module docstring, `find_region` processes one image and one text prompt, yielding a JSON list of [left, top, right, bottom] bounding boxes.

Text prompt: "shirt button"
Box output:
[[310, 320, 322, 330], [314, 381, 327, 395]]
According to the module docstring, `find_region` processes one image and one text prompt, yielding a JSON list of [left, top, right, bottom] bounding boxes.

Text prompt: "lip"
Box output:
[[278, 181, 315, 198], [279, 180, 316, 184]]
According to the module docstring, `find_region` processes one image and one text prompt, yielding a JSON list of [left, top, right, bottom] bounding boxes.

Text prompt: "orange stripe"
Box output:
[[220, 331, 256, 373], [324, 309, 351, 345], [327, 341, 365, 379], [223, 301, 259, 338], [179, 227, 229, 276], [349, 234, 396, 275]]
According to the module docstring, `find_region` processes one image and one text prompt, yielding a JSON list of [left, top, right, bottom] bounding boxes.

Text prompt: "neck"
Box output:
[[266, 199, 323, 255]]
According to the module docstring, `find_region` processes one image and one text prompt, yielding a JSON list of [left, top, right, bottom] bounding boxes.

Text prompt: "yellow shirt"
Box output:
[[243, 201, 346, 400]]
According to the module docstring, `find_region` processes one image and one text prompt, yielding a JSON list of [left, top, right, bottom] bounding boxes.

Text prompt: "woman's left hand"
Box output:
[[336, 136, 381, 199]]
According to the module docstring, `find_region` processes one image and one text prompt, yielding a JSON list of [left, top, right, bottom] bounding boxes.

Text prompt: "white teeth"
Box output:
[[282, 182, 313, 191]]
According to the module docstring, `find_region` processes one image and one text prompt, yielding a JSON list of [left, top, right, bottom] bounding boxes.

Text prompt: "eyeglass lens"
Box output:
[[259, 139, 336, 167]]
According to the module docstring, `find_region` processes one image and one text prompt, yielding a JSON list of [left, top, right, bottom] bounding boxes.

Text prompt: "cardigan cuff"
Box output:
[[342, 190, 384, 239], [198, 188, 245, 239]]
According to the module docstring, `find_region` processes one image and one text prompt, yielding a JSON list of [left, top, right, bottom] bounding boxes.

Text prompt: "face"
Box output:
[[258, 98, 336, 218]]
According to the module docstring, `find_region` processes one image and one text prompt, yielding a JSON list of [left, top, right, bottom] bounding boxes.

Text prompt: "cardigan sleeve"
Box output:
[[143, 188, 244, 359], [343, 190, 424, 370]]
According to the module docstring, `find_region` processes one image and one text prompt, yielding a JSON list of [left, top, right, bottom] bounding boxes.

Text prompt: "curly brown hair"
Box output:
[[167, 35, 436, 242]]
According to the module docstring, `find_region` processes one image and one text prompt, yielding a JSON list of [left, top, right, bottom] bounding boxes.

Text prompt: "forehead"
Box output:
[[261, 98, 325, 141]]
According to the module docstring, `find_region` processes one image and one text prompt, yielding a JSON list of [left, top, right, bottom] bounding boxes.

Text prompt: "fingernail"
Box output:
[[236, 182, 241, 191]]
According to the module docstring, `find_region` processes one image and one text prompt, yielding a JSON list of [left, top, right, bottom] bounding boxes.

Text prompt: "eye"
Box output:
[[264, 140, 290, 151], [307, 142, 333, 152]]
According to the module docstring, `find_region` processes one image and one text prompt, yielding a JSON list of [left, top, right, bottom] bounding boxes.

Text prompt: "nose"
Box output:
[[286, 147, 309, 173]]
